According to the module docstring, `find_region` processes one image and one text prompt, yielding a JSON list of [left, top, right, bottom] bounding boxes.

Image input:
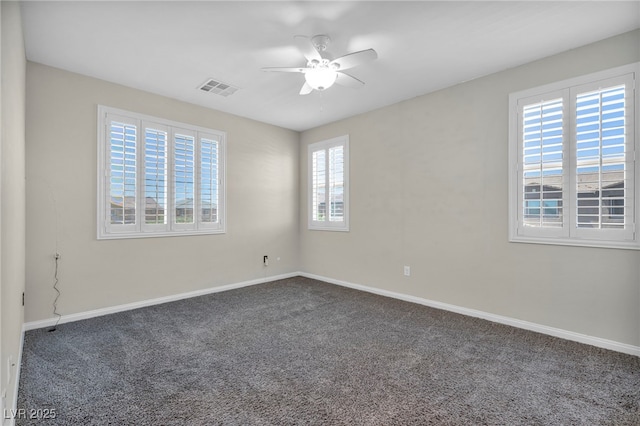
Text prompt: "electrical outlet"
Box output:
[[263, 255, 269, 266], [54, 252, 61, 260], [404, 266, 411, 276]]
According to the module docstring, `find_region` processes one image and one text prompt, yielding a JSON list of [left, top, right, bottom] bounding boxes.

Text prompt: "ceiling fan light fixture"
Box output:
[[262, 34, 377, 95], [304, 68, 337, 91]]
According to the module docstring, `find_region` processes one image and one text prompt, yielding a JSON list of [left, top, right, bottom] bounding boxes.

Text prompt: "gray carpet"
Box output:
[[17, 276, 640, 425]]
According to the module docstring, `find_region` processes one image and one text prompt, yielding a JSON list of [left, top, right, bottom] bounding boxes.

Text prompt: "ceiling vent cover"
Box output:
[[198, 78, 239, 97]]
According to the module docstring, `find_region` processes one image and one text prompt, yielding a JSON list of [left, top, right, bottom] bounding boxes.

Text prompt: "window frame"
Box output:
[[308, 135, 350, 232], [97, 106, 226, 239], [508, 63, 639, 250]]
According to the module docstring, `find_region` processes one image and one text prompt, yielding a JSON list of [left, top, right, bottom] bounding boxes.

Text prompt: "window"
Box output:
[[509, 63, 639, 249], [308, 135, 349, 231], [97, 106, 225, 239]]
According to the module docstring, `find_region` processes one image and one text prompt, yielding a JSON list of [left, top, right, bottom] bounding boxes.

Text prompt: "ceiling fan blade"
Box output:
[[299, 82, 314, 95], [261, 67, 307, 73], [294, 35, 322, 62], [335, 72, 365, 88], [330, 49, 377, 71]]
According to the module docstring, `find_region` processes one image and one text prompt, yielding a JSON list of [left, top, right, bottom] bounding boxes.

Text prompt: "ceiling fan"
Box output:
[[261, 35, 378, 95]]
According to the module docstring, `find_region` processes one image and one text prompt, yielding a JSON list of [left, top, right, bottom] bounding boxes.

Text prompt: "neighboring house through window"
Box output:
[[509, 63, 639, 249], [97, 106, 225, 239], [308, 135, 349, 231]]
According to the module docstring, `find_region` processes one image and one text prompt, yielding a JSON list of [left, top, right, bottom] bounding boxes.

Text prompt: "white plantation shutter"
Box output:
[[98, 106, 226, 239], [106, 114, 138, 234], [510, 63, 638, 249], [308, 135, 349, 231], [518, 92, 568, 238], [328, 145, 345, 222], [311, 149, 326, 222], [143, 123, 168, 231], [173, 129, 196, 230], [199, 134, 224, 230], [572, 75, 635, 241]]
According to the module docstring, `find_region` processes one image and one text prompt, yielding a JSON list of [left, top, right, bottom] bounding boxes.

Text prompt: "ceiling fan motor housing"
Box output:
[[311, 34, 331, 52]]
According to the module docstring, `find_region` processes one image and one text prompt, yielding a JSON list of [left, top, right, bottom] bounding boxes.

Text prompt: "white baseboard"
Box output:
[[299, 272, 640, 357], [2, 328, 24, 426], [22, 270, 639, 357], [24, 272, 298, 331], [10, 330, 24, 426]]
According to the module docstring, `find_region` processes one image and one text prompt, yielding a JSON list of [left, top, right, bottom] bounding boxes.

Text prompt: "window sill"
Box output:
[[98, 229, 226, 240], [509, 235, 640, 250], [308, 226, 350, 232]]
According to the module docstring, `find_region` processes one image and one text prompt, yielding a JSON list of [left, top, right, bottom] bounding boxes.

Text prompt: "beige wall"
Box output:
[[25, 63, 300, 322], [22, 29, 640, 350], [300, 30, 640, 347], [1, 0, 27, 415]]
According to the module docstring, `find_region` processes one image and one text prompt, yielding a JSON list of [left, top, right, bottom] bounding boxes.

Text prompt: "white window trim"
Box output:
[[97, 105, 226, 239], [308, 135, 350, 232], [508, 63, 639, 250]]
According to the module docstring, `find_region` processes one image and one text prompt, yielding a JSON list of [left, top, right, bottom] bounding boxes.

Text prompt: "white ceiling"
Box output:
[[21, 1, 640, 132]]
